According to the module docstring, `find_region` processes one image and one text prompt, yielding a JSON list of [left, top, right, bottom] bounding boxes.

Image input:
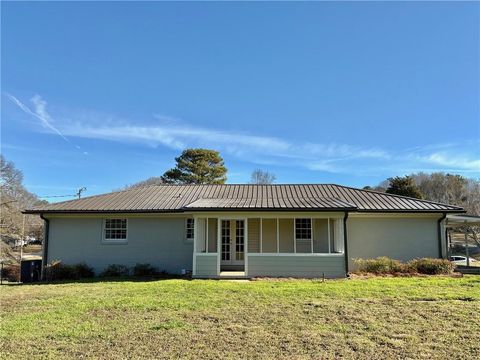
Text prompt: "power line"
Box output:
[[39, 187, 87, 199], [38, 194, 78, 198]]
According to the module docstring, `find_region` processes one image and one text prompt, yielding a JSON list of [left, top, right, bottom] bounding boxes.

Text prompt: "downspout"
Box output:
[[343, 212, 349, 276], [40, 214, 50, 280], [437, 213, 447, 259]]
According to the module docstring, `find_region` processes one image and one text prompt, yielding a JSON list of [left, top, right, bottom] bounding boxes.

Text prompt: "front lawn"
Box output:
[[1, 276, 479, 359]]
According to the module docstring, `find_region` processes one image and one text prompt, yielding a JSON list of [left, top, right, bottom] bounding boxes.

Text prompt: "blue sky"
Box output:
[[2, 2, 479, 200]]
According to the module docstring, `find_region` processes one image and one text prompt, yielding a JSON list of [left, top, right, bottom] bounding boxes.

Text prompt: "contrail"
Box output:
[[6, 94, 88, 155]]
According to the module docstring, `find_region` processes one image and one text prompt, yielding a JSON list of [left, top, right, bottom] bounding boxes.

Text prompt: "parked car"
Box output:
[[449, 256, 477, 265]]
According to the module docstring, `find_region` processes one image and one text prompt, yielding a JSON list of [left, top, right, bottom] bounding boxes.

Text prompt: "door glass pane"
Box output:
[[221, 220, 230, 261], [236, 220, 244, 261]]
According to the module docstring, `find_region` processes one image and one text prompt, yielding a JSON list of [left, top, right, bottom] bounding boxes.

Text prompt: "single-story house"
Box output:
[[25, 184, 464, 278]]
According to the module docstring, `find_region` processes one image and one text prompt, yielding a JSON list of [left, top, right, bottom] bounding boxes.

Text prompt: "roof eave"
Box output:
[[22, 209, 187, 215], [24, 207, 464, 215], [354, 209, 465, 214]]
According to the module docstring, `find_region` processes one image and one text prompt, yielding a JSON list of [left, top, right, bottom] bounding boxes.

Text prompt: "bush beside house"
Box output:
[[354, 257, 455, 275], [0, 264, 20, 282], [100, 264, 130, 277], [45, 261, 95, 281], [7, 257, 455, 283]]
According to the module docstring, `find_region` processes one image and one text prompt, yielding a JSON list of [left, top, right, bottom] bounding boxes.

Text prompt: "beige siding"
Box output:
[[47, 217, 193, 274], [248, 218, 260, 253], [262, 219, 277, 252], [296, 240, 311, 253], [329, 219, 335, 248], [207, 218, 218, 253], [195, 254, 218, 277], [279, 219, 294, 253], [348, 216, 439, 269], [196, 218, 207, 252], [313, 219, 329, 253], [248, 255, 345, 278]]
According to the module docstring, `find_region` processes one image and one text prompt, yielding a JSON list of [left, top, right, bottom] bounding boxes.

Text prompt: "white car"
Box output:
[[450, 256, 477, 265]]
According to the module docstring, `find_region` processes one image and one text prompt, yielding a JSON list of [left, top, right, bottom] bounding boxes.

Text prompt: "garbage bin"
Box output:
[[20, 257, 42, 283]]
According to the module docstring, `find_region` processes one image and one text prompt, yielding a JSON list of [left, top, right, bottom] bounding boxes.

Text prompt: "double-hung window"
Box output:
[[295, 218, 312, 253], [104, 219, 127, 243], [186, 218, 195, 242], [295, 218, 312, 240]]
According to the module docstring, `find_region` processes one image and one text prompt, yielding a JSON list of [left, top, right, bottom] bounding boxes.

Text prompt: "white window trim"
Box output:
[[294, 218, 313, 253], [185, 218, 195, 243], [102, 218, 128, 244]]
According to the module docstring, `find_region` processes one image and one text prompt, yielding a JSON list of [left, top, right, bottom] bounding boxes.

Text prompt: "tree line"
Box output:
[[364, 173, 480, 216]]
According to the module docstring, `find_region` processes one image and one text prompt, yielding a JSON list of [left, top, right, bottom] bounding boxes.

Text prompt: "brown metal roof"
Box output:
[[185, 197, 356, 210], [25, 184, 465, 214]]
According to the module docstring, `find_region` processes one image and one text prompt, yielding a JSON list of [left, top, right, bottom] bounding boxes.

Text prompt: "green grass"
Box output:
[[1, 276, 480, 359]]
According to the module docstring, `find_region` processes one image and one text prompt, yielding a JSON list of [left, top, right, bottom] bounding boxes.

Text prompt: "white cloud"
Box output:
[[58, 122, 389, 171], [7, 94, 480, 176], [422, 152, 480, 171], [7, 94, 87, 155]]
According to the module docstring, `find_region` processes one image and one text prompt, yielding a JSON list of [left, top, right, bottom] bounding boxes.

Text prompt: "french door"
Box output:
[[220, 220, 245, 268]]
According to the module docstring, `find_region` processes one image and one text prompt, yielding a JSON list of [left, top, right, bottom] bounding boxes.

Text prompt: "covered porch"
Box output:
[[192, 213, 347, 279]]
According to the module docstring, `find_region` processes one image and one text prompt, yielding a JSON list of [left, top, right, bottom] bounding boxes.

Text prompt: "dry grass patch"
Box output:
[[1, 277, 479, 359]]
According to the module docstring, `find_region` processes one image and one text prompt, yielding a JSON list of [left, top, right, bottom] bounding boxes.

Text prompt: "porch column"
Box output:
[[192, 216, 198, 276], [217, 218, 221, 275], [245, 219, 249, 276], [343, 212, 349, 274]]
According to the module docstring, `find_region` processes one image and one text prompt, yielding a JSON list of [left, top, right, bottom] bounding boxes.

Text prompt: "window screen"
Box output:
[[295, 218, 312, 240], [104, 219, 127, 241]]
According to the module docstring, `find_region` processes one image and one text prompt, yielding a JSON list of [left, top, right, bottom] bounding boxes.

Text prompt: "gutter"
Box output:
[[40, 214, 50, 280], [343, 211, 349, 275], [23, 208, 465, 215], [437, 213, 447, 259]]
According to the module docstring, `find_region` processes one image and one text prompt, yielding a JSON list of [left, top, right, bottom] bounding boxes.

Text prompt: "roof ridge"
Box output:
[[104, 183, 347, 188]]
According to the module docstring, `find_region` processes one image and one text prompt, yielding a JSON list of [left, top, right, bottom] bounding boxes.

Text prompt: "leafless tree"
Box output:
[[0, 156, 45, 250], [121, 176, 165, 190], [250, 169, 276, 184]]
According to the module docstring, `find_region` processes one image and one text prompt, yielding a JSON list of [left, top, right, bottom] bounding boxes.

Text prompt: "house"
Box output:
[[24, 184, 464, 278]]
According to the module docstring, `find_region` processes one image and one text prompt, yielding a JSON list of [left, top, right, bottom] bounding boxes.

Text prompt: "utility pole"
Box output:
[[76, 187, 87, 199]]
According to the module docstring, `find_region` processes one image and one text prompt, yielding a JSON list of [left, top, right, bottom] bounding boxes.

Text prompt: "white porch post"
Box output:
[[192, 216, 197, 276], [260, 218, 263, 253], [311, 217, 314, 254], [327, 218, 331, 254], [205, 218, 209, 253], [217, 218, 221, 276], [276, 218, 279, 253], [245, 219, 249, 276], [293, 217, 296, 253]]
